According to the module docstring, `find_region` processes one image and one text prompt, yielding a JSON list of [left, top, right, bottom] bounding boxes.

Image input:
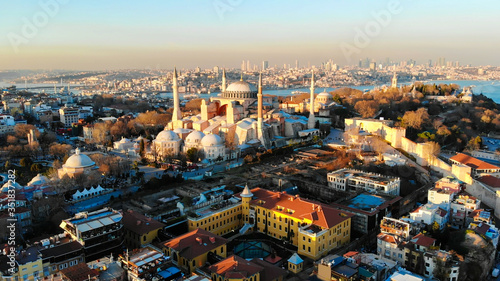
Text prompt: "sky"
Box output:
[[1, 0, 499, 70]]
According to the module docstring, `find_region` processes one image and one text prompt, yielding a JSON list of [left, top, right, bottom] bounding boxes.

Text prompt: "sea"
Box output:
[[2, 80, 500, 103]]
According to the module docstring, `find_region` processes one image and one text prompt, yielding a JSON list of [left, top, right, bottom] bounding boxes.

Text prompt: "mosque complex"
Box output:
[[149, 68, 322, 163]]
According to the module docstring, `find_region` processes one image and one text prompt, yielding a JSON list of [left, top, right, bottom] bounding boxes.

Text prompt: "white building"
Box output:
[[423, 250, 460, 281], [59, 107, 80, 127], [152, 129, 182, 159], [200, 134, 226, 162], [410, 204, 449, 230], [327, 168, 400, 196]]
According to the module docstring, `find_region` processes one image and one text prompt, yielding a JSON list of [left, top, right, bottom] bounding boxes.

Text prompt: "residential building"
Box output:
[[327, 168, 400, 196], [450, 193, 480, 229], [423, 250, 460, 281], [60, 208, 124, 262], [161, 228, 227, 273], [450, 153, 500, 177], [410, 204, 449, 230], [331, 193, 401, 234], [316, 255, 358, 281], [119, 246, 169, 281], [122, 209, 165, 249], [59, 107, 80, 127]]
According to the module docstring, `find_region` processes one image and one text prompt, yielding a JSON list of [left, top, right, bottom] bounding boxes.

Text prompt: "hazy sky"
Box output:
[[1, 0, 499, 70]]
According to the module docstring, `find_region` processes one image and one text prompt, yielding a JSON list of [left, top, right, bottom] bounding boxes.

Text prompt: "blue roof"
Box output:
[[157, 267, 181, 278], [345, 194, 387, 211], [288, 253, 303, 265]]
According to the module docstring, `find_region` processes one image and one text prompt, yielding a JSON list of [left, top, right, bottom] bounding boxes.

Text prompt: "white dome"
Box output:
[[156, 130, 180, 141], [317, 92, 331, 98], [201, 134, 223, 147], [27, 173, 49, 187], [1, 180, 23, 193], [225, 81, 257, 94], [64, 148, 95, 168], [119, 137, 131, 143], [186, 131, 205, 143]]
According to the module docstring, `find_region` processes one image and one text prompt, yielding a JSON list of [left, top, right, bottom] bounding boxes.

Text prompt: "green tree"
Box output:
[[186, 148, 199, 163], [20, 157, 32, 168], [139, 139, 145, 156]]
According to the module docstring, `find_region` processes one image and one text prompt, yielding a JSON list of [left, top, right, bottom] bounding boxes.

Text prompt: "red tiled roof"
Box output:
[[450, 153, 500, 170], [209, 255, 263, 279], [162, 228, 227, 260], [122, 209, 165, 235], [377, 233, 399, 245], [60, 263, 99, 281], [238, 188, 353, 229], [410, 233, 436, 248], [251, 258, 287, 281], [477, 175, 500, 188]]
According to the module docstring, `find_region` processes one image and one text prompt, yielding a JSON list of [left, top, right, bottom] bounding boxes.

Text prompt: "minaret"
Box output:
[[257, 72, 264, 139], [222, 69, 227, 93], [308, 70, 316, 129], [172, 67, 181, 122], [391, 72, 398, 88]]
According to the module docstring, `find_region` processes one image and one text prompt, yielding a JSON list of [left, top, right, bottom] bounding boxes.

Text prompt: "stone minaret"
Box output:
[[308, 70, 316, 129], [172, 67, 181, 122], [222, 68, 227, 93], [257, 72, 263, 139], [391, 72, 398, 88]]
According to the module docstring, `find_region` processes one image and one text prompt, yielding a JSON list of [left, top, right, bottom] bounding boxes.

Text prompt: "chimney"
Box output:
[[196, 237, 202, 245], [209, 237, 216, 244]]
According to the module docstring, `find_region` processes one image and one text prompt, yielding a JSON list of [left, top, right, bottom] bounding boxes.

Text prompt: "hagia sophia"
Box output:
[[149, 68, 321, 162]]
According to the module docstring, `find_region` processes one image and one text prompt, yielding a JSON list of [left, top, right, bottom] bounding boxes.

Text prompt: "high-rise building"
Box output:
[[246, 60, 250, 72], [295, 59, 299, 69], [262, 60, 268, 70], [369, 62, 377, 71], [213, 66, 219, 74], [241, 60, 246, 71]]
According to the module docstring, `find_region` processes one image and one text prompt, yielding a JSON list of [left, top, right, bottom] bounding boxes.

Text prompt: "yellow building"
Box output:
[[161, 228, 227, 273], [188, 186, 353, 260], [287, 253, 304, 274], [122, 209, 165, 249], [187, 198, 243, 236], [0, 247, 44, 281]]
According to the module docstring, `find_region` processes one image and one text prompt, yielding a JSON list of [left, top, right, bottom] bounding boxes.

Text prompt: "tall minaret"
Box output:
[[308, 70, 316, 129], [391, 72, 398, 88], [172, 67, 181, 122], [257, 72, 263, 139], [222, 68, 227, 93]]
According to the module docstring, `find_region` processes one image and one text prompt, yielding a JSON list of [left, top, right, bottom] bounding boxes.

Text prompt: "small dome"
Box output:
[[64, 148, 95, 168], [226, 81, 257, 94], [1, 180, 23, 193], [317, 92, 331, 98], [186, 131, 205, 144], [156, 130, 180, 141], [27, 173, 49, 187], [201, 134, 223, 147]]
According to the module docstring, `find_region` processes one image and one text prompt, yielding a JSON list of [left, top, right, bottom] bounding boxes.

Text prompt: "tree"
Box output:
[[109, 121, 128, 139], [354, 100, 379, 118], [466, 136, 482, 151], [49, 143, 72, 159], [139, 139, 145, 156], [401, 108, 430, 130], [30, 163, 43, 172], [20, 157, 32, 168], [14, 124, 39, 139], [186, 148, 199, 163]]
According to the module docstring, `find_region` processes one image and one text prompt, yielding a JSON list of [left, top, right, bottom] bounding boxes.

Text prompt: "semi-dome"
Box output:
[[64, 148, 95, 168], [201, 134, 223, 147], [186, 130, 205, 144], [1, 180, 23, 193], [223, 80, 258, 99], [156, 130, 180, 141], [27, 173, 49, 186]]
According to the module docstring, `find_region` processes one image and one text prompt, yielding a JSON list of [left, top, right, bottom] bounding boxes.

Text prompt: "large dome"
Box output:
[[1, 180, 23, 193], [186, 130, 205, 144], [223, 80, 258, 99], [201, 134, 223, 147], [156, 130, 180, 141], [64, 148, 95, 168]]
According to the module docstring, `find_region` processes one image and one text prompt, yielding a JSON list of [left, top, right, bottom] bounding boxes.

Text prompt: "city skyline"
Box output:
[[1, 0, 500, 70]]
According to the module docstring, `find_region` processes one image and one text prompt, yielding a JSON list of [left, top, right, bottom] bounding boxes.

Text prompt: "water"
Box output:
[[3, 80, 500, 103]]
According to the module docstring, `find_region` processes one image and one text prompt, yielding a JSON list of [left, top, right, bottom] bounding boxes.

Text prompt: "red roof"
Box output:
[[209, 255, 263, 279], [450, 153, 500, 170], [60, 263, 99, 281], [410, 233, 436, 248], [477, 175, 500, 188], [162, 228, 227, 260], [238, 188, 353, 229], [122, 209, 165, 235]]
